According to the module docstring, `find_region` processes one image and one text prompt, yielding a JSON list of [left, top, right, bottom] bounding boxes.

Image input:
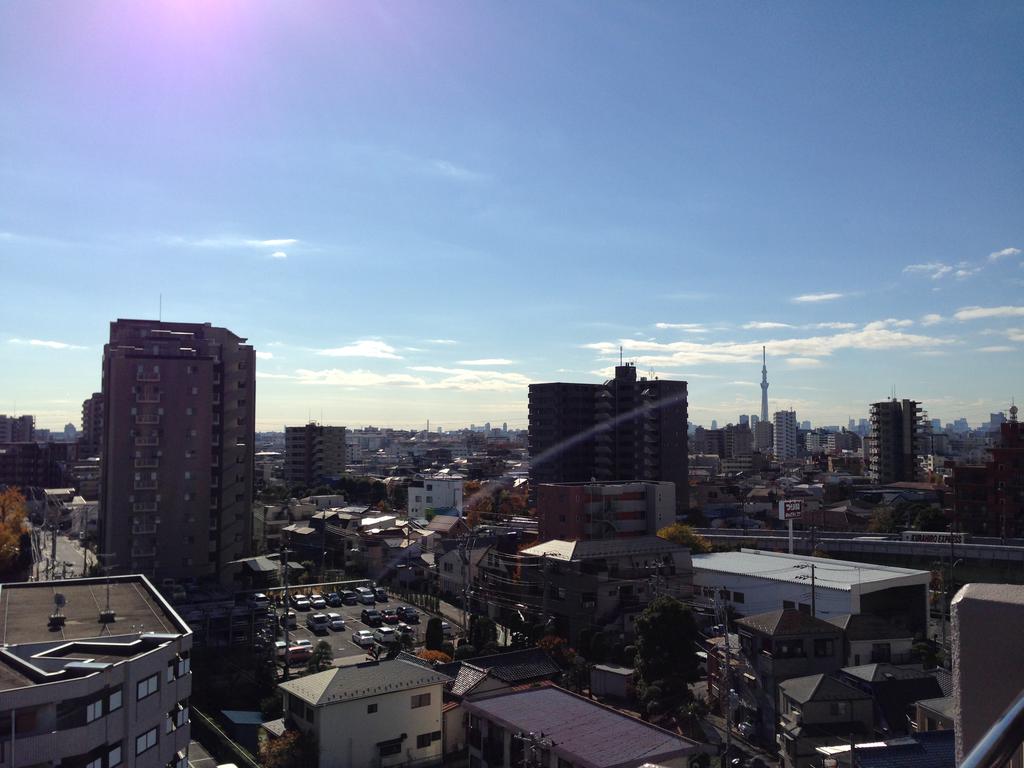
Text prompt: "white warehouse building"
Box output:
[[407, 475, 464, 518], [692, 549, 931, 637]]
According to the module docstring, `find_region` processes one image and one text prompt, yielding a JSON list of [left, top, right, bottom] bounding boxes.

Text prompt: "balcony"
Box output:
[[135, 457, 159, 469], [133, 502, 158, 513], [135, 414, 160, 424], [130, 548, 157, 558], [132, 525, 157, 535], [135, 436, 160, 447], [137, 371, 160, 382], [133, 480, 157, 491], [135, 393, 161, 404]]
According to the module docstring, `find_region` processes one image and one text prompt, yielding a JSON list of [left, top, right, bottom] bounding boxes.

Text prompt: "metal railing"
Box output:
[[962, 689, 1024, 768]]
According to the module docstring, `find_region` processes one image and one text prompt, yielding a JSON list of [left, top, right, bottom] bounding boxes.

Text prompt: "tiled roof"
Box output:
[[855, 731, 955, 768], [779, 673, 870, 705], [736, 609, 842, 637], [826, 613, 913, 641], [464, 686, 700, 767], [279, 659, 450, 706], [460, 648, 562, 684]]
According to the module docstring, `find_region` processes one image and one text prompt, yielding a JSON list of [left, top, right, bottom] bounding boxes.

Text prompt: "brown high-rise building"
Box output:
[[528, 364, 688, 514], [284, 423, 347, 488], [79, 391, 103, 458], [99, 319, 255, 583], [868, 398, 924, 484], [953, 405, 1024, 537]]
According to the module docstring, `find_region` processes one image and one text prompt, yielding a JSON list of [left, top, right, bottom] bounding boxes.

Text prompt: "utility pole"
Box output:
[[50, 523, 57, 580], [281, 545, 292, 681], [714, 588, 732, 767], [810, 563, 816, 618]]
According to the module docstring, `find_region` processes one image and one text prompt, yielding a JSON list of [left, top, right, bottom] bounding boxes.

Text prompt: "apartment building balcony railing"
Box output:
[[135, 413, 160, 424], [133, 502, 158, 513], [135, 457, 159, 469], [961, 688, 1024, 768], [133, 480, 158, 491], [135, 436, 160, 447], [136, 393, 161, 404], [136, 371, 161, 382], [132, 525, 157, 535], [130, 548, 157, 558]]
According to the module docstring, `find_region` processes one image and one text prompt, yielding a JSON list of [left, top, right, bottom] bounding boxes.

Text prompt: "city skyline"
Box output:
[[2, 2, 1021, 430]]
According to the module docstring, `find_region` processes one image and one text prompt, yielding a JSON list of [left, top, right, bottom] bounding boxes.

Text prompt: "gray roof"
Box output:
[[855, 731, 955, 768], [779, 673, 871, 705], [736, 609, 841, 637], [464, 686, 701, 767], [916, 696, 954, 720], [841, 663, 936, 683], [279, 659, 450, 706], [454, 648, 562, 684], [826, 613, 912, 641]]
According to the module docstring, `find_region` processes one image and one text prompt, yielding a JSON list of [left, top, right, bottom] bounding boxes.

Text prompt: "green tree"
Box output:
[[425, 617, 444, 651], [306, 641, 333, 674], [656, 523, 711, 554], [633, 597, 701, 707], [454, 644, 478, 660], [868, 506, 898, 533], [468, 615, 498, 651]]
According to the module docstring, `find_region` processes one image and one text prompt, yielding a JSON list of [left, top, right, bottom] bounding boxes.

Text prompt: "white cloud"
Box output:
[[296, 369, 425, 387], [425, 339, 458, 345], [954, 306, 1024, 321], [955, 266, 981, 279], [456, 359, 516, 366], [249, 238, 298, 247], [921, 313, 943, 326], [8, 338, 86, 350], [171, 236, 300, 249], [863, 318, 913, 330], [430, 160, 486, 182], [978, 346, 1016, 353], [813, 322, 857, 330], [743, 321, 794, 330], [904, 262, 954, 280], [315, 340, 402, 359], [655, 323, 709, 333], [786, 357, 823, 367], [270, 251, 288, 259], [255, 371, 296, 380], [989, 247, 1022, 261], [1006, 328, 1024, 342], [255, 351, 274, 360], [728, 381, 758, 386], [793, 292, 844, 303], [407, 366, 532, 392]]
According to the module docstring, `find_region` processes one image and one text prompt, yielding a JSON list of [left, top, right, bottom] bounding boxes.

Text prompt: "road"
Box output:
[[31, 526, 94, 580]]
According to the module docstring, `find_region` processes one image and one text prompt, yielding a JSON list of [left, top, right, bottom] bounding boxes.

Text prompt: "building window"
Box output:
[[367, 703, 378, 714], [135, 727, 157, 755], [108, 688, 122, 712], [379, 741, 402, 757], [86, 758, 101, 768], [417, 733, 432, 749], [411, 692, 431, 709], [830, 701, 850, 717], [137, 673, 159, 700], [86, 699, 103, 723], [109, 744, 123, 767], [814, 639, 835, 657], [733, 592, 745, 604]]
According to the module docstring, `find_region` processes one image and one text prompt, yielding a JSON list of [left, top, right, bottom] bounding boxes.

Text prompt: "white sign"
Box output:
[[778, 499, 803, 520]]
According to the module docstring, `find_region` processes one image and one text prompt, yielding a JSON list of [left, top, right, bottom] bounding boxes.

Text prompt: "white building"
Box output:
[[407, 475, 464, 517], [277, 658, 450, 768], [692, 549, 931, 636], [774, 410, 798, 460], [0, 575, 193, 768], [437, 545, 490, 599]]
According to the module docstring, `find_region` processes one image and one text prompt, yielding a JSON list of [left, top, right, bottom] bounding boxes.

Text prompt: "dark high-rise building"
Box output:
[[868, 398, 924, 484], [528, 365, 688, 513], [99, 319, 255, 583], [284, 423, 347, 488], [80, 392, 103, 458], [953, 405, 1024, 537], [0, 414, 35, 443]]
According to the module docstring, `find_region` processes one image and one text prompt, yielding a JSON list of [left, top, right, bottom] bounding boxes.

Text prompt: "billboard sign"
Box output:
[[778, 499, 803, 520]]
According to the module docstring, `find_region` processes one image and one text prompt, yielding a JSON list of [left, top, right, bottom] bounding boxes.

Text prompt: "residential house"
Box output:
[[275, 658, 450, 768], [735, 609, 846, 743], [464, 684, 704, 768], [777, 674, 874, 768], [835, 664, 945, 737], [826, 614, 915, 667], [437, 543, 490, 601]]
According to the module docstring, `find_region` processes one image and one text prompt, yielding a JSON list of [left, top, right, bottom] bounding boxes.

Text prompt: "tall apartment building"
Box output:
[[753, 419, 773, 453], [868, 398, 924, 484], [0, 575, 193, 768], [100, 320, 254, 583], [0, 414, 35, 443], [528, 364, 688, 513], [953, 405, 1024, 536], [284, 423, 347, 488], [80, 392, 104, 458], [773, 410, 798, 461], [536, 480, 675, 540]]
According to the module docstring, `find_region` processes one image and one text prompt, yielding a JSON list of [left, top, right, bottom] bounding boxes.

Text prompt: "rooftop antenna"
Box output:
[[96, 553, 116, 626], [619, 345, 623, 366]]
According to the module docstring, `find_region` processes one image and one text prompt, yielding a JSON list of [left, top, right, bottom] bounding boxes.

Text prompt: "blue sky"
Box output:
[[1, 1, 1021, 431]]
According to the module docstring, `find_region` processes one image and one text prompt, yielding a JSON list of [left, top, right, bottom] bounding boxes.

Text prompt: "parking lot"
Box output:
[[263, 591, 454, 666]]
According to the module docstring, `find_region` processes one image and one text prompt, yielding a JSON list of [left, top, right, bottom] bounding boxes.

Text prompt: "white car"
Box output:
[[306, 613, 330, 633], [352, 629, 375, 647], [441, 621, 455, 639], [373, 627, 399, 645], [274, 640, 287, 658], [292, 638, 312, 649], [327, 612, 345, 630], [310, 593, 327, 610], [292, 596, 311, 611]]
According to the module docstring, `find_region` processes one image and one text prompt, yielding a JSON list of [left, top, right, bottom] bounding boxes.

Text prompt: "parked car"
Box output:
[[374, 587, 388, 602], [373, 627, 399, 645], [341, 590, 358, 605], [381, 609, 400, 625], [736, 722, 756, 739], [285, 645, 311, 663], [352, 629, 375, 647], [274, 640, 287, 658], [291, 594, 311, 611], [355, 587, 376, 605], [306, 613, 330, 633], [310, 593, 327, 610], [327, 612, 345, 630], [279, 611, 297, 629], [396, 622, 415, 638], [360, 609, 383, 627], [247, 593, 269, 610], [396, 606, 420, 624], [292, 639, 312, 649], [326, 592, 343, 607], [441, 621, 455, 639]]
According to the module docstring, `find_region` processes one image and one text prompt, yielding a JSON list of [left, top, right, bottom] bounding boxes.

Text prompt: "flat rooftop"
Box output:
[[0, 576, 189, 646], [693, 549, 930, 592]]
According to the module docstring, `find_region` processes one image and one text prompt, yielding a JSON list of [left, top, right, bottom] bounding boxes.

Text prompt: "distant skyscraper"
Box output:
[[867, 398, 924, 484], [773, 410, 798, 460], [80, 392, 103, 458], [285, 423, 347, 487], [100, 319, 254, 583], [739, 415, 750, 427], [801, 420, 812, 430], [710, 419, 718, 430], [760, 346, 769, 423], [0, 414, 35, 443], [751, 414, 759, 429]]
